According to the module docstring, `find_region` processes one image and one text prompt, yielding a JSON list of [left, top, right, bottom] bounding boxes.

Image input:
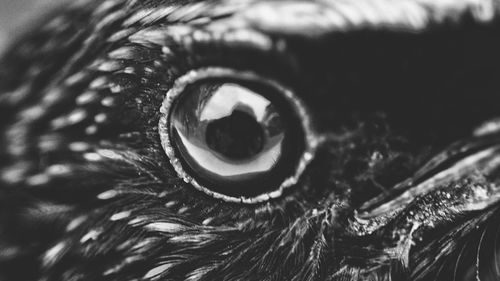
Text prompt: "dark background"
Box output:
[[0, 0, 67, 54]]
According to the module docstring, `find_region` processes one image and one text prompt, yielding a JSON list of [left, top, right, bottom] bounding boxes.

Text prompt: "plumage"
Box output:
[[2, 0, 500, 280]]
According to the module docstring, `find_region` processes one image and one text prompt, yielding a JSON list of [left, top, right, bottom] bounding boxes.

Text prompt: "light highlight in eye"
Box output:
[[159, 67, 318, 203], [172, 83, 285, 178]]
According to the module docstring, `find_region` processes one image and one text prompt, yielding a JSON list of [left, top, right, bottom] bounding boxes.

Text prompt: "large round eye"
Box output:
[[159, 68, 316, 203]]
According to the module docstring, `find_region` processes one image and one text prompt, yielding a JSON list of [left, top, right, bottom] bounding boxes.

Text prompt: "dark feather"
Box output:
[[3, 1, 500, 281]]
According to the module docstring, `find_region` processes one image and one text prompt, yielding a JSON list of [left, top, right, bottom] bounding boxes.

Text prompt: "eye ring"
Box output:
[[159, 67, 318, 204]]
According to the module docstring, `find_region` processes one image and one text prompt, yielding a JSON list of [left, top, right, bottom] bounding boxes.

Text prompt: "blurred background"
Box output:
[[0, 0, 67, 53]]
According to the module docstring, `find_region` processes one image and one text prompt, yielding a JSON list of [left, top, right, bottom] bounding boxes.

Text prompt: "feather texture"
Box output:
[[2, 0, 500, 280]]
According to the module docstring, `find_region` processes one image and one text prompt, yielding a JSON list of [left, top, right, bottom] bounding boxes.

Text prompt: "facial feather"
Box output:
[[2, 1, 500, 281]]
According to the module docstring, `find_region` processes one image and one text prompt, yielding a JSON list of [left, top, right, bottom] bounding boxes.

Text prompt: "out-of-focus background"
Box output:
[[0, 0, 67, 53]]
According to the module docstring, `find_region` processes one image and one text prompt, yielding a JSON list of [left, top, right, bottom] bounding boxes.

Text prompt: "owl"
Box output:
[[2, 0, 500, 280]]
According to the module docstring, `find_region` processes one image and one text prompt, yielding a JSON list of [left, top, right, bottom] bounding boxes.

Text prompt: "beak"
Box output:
[[358, 131, 500, 219]]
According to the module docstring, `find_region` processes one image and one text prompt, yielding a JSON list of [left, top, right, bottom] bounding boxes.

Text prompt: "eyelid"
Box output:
[[158, 67, 320, 204]]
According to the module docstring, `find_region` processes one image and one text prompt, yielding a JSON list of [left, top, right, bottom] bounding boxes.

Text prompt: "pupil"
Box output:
[[205, 109, 264, 160]]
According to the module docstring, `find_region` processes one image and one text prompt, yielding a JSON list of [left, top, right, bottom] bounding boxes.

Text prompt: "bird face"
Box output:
[[2, 1, 500, 280]]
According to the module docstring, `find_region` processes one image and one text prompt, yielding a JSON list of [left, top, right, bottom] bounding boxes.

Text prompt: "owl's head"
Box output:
[[1, 0, 500, 280]]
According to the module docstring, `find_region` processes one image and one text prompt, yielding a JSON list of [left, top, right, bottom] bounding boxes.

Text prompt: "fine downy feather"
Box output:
[[2, 1, 500, 281]]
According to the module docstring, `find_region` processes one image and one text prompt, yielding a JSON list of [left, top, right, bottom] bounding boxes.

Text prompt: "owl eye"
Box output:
[[159, 68, 316, 203]]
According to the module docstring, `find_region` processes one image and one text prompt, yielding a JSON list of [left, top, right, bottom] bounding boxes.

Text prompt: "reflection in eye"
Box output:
[[170, 81, 296, 198], [159, 68, 316, 203], [173, 83, 285, 176]]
